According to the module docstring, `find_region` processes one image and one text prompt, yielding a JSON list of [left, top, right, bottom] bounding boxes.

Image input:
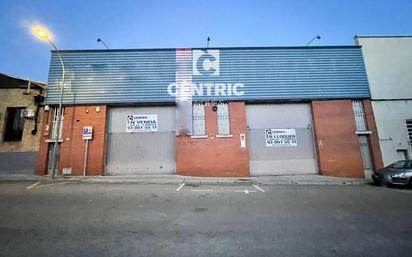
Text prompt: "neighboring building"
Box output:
[[0, 73, 45, 174], [36, 46, 383, 178], [355, 36, 412, 167]]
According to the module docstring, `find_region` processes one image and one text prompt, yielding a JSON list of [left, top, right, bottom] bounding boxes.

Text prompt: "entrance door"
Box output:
[[358, 135, 373, 171]]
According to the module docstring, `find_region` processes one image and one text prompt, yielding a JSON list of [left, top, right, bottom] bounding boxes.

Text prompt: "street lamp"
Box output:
[[32, 26, 65, 179]]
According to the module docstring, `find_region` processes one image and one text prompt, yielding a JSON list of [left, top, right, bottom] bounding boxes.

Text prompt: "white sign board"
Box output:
[[126, 114, 158, 132], [62, 167, 72, 175], [265, 128, 297, 147], [82, 126, 93, 140], [240, 133, 246, 148]]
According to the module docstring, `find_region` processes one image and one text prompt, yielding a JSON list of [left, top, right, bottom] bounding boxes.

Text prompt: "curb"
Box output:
[[0, 174, 368, 186], [0, 175, 47, 182], [254, 180, 368, 186]]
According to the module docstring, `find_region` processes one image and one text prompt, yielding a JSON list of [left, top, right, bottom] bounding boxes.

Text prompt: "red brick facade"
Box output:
[[36, 109, 53, 175], [311, 100, 365, 178], [176, 102, 250, 177], [36, 100, 383, 178], [36, 105, 107, 176]]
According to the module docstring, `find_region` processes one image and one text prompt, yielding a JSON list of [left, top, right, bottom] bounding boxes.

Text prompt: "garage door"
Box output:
[[106, 106, 176, 175], [246, 104, 318, 176]]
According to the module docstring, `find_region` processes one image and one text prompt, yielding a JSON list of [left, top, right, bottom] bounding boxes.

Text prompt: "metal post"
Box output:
[[83, 139, 89, 176], [48, 39, 65, 179]]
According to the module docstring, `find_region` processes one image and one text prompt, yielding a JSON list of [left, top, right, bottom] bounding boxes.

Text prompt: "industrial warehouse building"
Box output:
[[355, 36, 412, 166], [36, 46, 384, 178]]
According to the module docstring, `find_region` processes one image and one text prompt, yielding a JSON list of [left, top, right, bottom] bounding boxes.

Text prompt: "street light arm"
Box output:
[[47, 39, 65, 79]]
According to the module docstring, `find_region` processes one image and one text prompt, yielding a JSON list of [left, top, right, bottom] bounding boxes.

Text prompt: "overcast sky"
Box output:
[[0, 0, 411, 82]]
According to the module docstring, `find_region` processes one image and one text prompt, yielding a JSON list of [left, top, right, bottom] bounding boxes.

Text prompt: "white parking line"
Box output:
[[253, 184, 265, 192], [26, 181, 40, 190], [26, 182, 68, 190], [233, 190, 257, 193], [176, 183, 185, 191]]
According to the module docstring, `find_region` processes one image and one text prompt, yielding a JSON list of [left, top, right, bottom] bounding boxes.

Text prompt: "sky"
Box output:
[[0, 0, 411, 82]]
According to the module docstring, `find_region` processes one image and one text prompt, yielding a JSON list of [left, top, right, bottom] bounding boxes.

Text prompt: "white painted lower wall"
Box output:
[[372, 100, 412, 166]]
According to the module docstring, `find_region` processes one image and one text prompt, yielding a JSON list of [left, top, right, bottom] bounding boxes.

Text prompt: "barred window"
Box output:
[[192, 103, 205, 136], [217, 103, 230, 135], [51, 107, 64, 140], [352, 100, 367, 131], [406, 119, 412, 144]]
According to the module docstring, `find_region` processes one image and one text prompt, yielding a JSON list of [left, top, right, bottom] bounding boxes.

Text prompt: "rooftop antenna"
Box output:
[[306, 35, 321, 46], [207, 37, 211, 48], [97, 38, 109, 49]]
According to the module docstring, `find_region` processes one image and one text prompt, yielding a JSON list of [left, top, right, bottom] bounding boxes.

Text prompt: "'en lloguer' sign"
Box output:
[[265, 128, 297, 147], [126, 114, 158, 132]]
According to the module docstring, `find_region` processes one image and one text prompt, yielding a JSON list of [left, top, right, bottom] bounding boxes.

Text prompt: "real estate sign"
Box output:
[[265, 128, 297, 147], [126, 114, 158, 132]]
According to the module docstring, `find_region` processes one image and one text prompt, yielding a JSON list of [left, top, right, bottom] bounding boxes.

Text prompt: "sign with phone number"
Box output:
[[265, 128, 297, 147], [126, 114, 158, 132]]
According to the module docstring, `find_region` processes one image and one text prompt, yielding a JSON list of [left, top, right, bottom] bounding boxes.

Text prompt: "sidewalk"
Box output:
[[0, 173, 368, 186]]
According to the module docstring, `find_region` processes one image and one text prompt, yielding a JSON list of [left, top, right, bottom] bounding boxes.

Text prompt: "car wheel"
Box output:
[[373, 177, 384, 186]]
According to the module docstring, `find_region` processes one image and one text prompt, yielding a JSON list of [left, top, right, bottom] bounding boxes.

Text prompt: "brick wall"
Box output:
[[0, 88, 43, 152], [36, 110, 52, 175], [311, 100, 365, 178], [176, 102, 249, 177], [36, 105, 107, 176], [35, 100, 382, 178]]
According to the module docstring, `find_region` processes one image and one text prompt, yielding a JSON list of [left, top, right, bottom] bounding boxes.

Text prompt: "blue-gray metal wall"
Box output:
[[45, 46, 370, 105]]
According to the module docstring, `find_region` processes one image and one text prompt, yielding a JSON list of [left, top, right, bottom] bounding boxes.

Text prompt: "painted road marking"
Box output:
[[233, 190, 257, 193], [26, 181, 40, 190], [253, 184, 265, 192], [26, 182, 69, 190], [176, 183, 185, 191]]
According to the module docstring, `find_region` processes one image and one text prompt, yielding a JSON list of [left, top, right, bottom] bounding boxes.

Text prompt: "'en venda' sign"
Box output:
[[126, 114, 158, 132], [265, 128, 297, 147]]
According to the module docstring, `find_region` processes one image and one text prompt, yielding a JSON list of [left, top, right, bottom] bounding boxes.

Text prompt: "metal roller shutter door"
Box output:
[[106, 106, 176, 175], [246, 104, 318, 176]]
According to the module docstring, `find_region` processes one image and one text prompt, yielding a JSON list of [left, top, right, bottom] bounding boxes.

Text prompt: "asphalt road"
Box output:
[[0, 181, 411, 257]]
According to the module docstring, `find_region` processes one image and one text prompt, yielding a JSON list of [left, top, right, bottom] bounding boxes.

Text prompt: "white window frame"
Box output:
[[352, 100, 368, 132], [217, 102, 231, 136], [192, 102, 206, 137], [51, 107, 64, 141]]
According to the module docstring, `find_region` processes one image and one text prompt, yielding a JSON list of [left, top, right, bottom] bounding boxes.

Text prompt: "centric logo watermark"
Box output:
[[169, 49, 245, 99], [192, 49, 220, 76], [167, 82, 245, 98]]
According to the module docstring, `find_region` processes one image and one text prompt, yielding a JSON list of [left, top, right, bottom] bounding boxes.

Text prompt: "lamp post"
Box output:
[[33, 27, 65, 179], [306, 35, 321, 46]]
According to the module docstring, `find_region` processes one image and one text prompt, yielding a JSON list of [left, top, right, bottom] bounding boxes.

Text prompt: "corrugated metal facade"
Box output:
[[46, 46, 370, 105]]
